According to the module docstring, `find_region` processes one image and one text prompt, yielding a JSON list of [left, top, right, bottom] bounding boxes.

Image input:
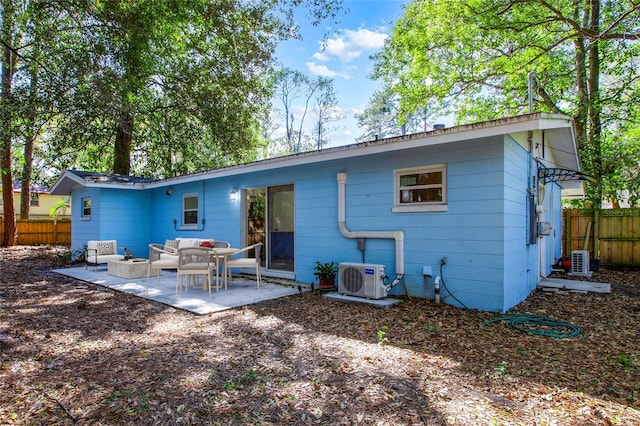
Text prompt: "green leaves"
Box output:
[[5, 0, 346, 180], [371, 0, 640, 205]]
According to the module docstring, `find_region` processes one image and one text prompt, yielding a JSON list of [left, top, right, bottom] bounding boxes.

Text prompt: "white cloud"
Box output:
[[312, 52, 329, 61], [317, 28, 388, 63], [305, 62, 351, 79], [350, 105, 366, 115]]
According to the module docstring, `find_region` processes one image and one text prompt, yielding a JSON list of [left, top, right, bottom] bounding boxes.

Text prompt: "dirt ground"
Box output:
[[1, 245, 639, 425]]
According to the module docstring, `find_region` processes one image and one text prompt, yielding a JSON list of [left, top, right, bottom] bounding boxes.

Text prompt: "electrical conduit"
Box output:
[[337, 172, 404, 290]]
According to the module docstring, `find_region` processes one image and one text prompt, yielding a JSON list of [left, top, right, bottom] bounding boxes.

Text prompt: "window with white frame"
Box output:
[[393, 164, 447, 212], [182, 194, 199, 227], [81, 197, 92, 219]]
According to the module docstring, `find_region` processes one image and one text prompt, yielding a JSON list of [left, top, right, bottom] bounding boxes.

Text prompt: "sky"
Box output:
[[274, 0, 410, 148]]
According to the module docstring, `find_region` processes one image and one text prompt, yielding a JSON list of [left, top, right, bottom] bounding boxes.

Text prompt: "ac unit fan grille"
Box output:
[[573, 254, 586, 271], [571, 250, 589, 274], [341, 266, 364, 294]]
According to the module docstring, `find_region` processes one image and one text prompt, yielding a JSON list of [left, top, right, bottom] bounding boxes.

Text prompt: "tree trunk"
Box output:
[[573, 16, 588, 153], [20, 131, 34, 219], [113, 112, 134, 175], [1, 0, 18, 247], [19, 154, 32, 220], [587, 0, 603, 205], [0, 168, 16, 247], [20, 37, 40, 220]]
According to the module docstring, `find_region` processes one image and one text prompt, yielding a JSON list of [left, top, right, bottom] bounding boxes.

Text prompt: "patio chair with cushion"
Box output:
[[86, 240, 125, 271], [146, 243, 180, 293], [225, 242, 263, 289], [176, 247, 218, 297], [158, 238, 215, 261]]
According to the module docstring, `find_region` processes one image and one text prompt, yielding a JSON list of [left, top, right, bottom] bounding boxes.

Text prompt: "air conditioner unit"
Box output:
[[571, 250, 590, 275], [338, 263, 387, 299]]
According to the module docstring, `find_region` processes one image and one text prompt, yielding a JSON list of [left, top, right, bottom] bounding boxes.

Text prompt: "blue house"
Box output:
[[51, 113, 583, 312]]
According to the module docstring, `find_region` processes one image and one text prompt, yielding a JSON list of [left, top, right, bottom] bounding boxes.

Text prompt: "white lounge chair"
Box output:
[[85, 240, 125, 271]]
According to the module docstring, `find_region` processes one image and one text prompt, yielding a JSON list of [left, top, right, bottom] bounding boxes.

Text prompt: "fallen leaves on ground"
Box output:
[[0, 246, 638, 425]]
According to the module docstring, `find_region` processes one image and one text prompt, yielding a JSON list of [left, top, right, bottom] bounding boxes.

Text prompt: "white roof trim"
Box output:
[[50, 113, 579, 194]]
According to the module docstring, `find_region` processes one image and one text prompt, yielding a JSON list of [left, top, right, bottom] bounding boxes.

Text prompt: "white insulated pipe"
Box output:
[[337, 172, 405, 286]]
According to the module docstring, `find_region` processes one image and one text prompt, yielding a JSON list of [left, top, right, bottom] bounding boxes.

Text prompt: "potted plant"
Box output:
[[313, 261, 338, 290]]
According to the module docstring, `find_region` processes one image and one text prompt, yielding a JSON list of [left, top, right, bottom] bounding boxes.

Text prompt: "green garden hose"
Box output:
[[481, 313, 584, 339], [439, 262, 584, 339]]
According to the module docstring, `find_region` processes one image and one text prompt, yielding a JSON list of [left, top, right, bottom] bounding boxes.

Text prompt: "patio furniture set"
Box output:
[[86, 238, 262, 297]]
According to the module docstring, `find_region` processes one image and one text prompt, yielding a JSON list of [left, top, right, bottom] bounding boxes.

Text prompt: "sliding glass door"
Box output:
[[243, 184, 294, 272], [268, 185, 294, 271], [244, 188, 266, 267]]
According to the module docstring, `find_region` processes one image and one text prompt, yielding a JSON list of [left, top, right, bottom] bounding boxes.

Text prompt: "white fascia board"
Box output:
[[49, 171, 150, 194], [81, 182, 148, 190], [49, 171, 87, 195]]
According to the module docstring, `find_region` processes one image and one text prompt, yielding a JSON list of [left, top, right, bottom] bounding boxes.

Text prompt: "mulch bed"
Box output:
[[1, 245, 639, 425]]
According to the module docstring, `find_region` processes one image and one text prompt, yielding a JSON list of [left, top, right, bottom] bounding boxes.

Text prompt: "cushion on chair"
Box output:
[[97, 241, 115, 255], [164, 239, 179, 254], [176, 238, 206, 249]]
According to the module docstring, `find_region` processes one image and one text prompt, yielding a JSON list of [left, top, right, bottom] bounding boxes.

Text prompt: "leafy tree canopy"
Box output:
[[371, 0, 640, 205], [4, 0, 344, 182]]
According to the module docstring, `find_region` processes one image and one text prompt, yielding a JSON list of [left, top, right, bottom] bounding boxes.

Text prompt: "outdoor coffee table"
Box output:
[[107, 259, 149, 279]]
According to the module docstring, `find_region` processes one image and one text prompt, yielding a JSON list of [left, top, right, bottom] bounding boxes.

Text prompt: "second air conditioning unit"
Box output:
[[338, 262, 387, 299], [571, 250, 590, 275]]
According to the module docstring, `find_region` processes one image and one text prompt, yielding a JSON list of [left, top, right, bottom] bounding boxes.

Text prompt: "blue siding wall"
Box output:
[[69, 134, 543, 312], [71, 187, 99, 255], [296, 166, 349, 275], [502, 137, 535, 311], [71, 188, 151, 258], [147, 179, 243, 250], [438, 140, 507, 311], [102, 189, 151, 257], [298, 137, 512, 312]]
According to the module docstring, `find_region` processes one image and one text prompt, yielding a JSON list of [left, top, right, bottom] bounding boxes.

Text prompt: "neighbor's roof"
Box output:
[[50, 113, 581, 195], [1, 181, 51, 194]]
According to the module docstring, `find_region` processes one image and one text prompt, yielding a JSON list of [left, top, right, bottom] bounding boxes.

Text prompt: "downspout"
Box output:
[[337, 172, 404, 290]]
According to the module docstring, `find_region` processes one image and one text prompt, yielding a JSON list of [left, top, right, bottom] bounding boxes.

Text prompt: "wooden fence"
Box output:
[[2, 211, 638, 265], [563, 208, 640, 266], [0, 218, 71, 245]]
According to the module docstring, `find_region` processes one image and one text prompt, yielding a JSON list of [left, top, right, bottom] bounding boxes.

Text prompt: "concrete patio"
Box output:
[[52, 266, 307, 315]]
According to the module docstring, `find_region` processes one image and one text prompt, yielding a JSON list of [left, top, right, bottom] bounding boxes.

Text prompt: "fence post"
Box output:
[[564, 209, 571, 256], [593, 209, 600, 259]]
